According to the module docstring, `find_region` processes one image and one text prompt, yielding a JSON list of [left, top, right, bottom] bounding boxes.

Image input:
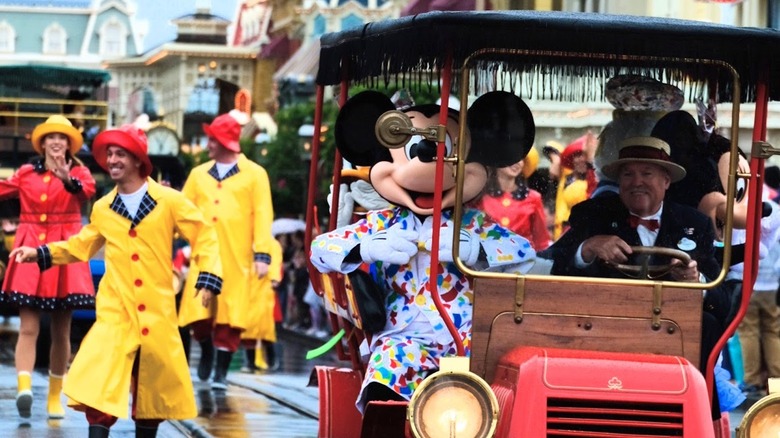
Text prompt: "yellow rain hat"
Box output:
[[30, 115, 83, 155]]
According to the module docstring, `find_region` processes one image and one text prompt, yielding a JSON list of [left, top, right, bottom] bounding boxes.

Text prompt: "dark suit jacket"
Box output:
[[550, 196, 720, 281]]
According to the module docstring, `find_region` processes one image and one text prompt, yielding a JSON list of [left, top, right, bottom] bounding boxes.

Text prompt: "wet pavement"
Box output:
[[0, 316, 343, 437]]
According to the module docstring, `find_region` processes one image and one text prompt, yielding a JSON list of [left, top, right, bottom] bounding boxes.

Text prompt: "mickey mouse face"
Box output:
[[370, 108, 488, 215], [334, 90, 535, 216]]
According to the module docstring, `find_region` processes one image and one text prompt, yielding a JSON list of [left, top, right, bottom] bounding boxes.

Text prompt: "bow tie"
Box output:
[[628, 215, 660, 231]]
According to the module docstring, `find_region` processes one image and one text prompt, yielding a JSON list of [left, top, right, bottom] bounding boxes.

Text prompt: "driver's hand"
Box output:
[[581, 235, 632, 264], [670, 259, 700, 283]]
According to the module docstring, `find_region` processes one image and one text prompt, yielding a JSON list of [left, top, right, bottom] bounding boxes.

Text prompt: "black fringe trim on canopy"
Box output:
[[317, 11, 780, 103]]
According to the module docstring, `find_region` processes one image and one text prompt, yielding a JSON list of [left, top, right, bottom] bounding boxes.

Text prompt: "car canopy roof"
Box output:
[[317, 10, 780, 103]]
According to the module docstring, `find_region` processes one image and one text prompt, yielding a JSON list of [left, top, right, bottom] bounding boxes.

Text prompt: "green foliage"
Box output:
[[249, 102, 337, 218]]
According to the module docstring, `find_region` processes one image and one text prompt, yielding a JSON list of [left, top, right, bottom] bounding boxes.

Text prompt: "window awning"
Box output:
[[0, 65, 111, 88]]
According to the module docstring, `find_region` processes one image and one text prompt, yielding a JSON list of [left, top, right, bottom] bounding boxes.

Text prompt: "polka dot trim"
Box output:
[[0, 291, 95, 311]]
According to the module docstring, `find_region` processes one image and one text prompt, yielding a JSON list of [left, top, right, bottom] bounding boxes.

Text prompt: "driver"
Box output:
[[550, 135, 719, 282]]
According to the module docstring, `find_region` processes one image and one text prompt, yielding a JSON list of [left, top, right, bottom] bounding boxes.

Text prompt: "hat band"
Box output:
[[618, 145, 671, 162]]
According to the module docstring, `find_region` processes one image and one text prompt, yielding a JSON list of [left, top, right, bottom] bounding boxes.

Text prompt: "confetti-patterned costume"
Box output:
[[311, 207, 535, 411]]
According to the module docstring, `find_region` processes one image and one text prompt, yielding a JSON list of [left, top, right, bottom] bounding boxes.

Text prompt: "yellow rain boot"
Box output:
[[47, 372, 65, 419], [16, 371, 32, 418], [254, 347, 269, 371]]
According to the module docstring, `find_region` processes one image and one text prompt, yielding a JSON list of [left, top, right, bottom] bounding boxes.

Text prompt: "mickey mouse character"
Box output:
[[311, 90, 537, 412]]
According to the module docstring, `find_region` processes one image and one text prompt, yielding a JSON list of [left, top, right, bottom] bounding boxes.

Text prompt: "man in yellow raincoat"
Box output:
[[11, 124, 223, 438], [177, 110, 274, 389]]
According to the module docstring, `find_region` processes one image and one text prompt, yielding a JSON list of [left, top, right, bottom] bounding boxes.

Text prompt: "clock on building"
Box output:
[[146, 124, 180, 156]]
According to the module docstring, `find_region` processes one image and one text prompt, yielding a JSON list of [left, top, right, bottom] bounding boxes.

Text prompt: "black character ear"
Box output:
[[650, 110, 705, 166], [335, 91, 394, 166], [466, 91, 535, 167]]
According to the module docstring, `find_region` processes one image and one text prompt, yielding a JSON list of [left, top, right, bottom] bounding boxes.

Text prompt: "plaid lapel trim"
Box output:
[[133, 192, 157, 227], [110, 194, 133, 223], [110, 192, 157, 229], [207, 163, 240, 182]]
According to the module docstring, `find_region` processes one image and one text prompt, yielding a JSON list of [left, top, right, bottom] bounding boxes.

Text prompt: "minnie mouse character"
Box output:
[[310, 90, 537, 411]]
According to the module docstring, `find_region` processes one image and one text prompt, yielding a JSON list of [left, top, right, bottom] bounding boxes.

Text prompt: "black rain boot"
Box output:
[[135, 424, 159, 438], [88, 425, 110, 438], [197, 338, 214, 382], [242, 348, 257, 373], [211, 350, 232, 390], [264, 341, 278, 371], [180, 327, 191, 363]]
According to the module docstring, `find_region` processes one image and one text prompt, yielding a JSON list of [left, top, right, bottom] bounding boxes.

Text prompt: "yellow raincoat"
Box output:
[[242, 238, 283, 342], [52, 180, 221, 419], [178, 154, 273, 331]]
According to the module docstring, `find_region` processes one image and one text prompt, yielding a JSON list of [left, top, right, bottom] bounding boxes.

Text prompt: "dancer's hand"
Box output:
[[254, 261, 269, 279], [50, 156, 73, 182], [10, 246, 37, 263], [195, 288, 213, 308]]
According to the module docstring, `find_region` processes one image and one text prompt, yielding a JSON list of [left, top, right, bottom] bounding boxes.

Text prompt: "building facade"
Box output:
[[106, 2, 257, 155], [0, 0, 145, 156]]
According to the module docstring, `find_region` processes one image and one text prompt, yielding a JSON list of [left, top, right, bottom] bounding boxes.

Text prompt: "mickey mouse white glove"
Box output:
[[423, 224, 481, 265], [359, 225, 419, 265]]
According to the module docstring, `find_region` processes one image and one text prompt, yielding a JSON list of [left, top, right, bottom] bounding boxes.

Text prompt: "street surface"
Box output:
[[0, 316, 342, 437]]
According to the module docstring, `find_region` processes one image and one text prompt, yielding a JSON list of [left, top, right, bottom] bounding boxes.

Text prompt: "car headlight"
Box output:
[[408, 357, 498, 438], [738, 379, 780, 437]]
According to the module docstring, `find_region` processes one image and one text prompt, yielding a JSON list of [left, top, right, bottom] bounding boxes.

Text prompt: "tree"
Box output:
[[247, 101, 337, 219]]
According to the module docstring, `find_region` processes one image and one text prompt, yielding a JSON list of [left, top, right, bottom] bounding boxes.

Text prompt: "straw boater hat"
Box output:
[[202, 112, 242, 152], [601, 136, 686, 183], [92, 124, 153, 178], [30, 115, 83, 155]]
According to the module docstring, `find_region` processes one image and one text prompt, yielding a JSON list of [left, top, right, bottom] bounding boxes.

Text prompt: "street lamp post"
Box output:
[[298, 123, 315, 215]]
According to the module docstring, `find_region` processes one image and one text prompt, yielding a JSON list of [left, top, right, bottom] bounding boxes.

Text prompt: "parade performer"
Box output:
[[310, 90, 537, 412], [552, 132, 598, 238], [240, 237, 283, 371], [11, 124, 222, 438], [177, 110, 274, 389], [476, 147, 550, 250], [0, 115, 96, 419]]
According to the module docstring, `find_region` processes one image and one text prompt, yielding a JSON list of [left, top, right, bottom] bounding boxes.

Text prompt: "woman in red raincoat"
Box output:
[[0, 115, 96, 420], [476, 147, 551, 250]]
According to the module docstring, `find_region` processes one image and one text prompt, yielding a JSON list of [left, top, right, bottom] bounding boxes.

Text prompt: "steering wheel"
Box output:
[[605, 246, 692, 280]]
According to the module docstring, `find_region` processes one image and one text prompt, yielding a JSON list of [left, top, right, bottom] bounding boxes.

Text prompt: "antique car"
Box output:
[[304, 11, 780, 438]]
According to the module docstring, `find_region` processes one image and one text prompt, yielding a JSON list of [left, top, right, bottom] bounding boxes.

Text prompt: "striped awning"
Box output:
[[273, 39, 319, 82]]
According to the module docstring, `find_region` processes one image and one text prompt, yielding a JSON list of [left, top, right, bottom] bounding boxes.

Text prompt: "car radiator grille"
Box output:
[[546, 398, 684, 437]]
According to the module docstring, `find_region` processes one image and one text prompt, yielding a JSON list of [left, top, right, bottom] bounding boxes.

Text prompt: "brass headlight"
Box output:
[[738, 379, 780, 437], [408, 357, 498, 438]]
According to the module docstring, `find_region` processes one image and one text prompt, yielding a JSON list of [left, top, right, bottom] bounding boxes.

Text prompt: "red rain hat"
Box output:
[[202, 113, 241, 152], [92, 124, 153, 178], [561, 134, 592, 169]]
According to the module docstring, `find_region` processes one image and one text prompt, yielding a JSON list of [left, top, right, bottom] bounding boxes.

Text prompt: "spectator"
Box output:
[[736, 199, 780, 399]]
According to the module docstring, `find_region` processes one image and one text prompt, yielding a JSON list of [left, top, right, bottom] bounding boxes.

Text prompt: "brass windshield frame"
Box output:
[[451, 48, 741, 290]]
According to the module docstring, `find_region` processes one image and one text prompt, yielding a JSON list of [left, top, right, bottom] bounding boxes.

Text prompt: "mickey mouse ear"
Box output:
[[467, 91, 535, 167], [335, 91, 395, 166]]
